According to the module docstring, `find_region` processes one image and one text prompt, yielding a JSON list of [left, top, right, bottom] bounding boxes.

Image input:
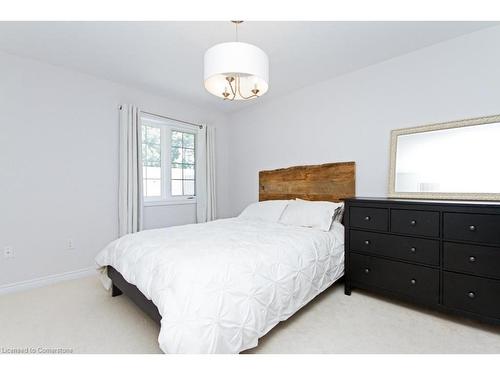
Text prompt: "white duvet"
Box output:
[[95, 218, 344, 354]]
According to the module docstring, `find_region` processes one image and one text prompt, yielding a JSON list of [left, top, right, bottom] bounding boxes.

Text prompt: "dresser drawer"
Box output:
[[443, 242, 500, 279], [443, 213, 500, 245], [350, 253, 439, 305], [350, 207, 388, 231], [390, 209, 439, 237], [350, 230, 439, 266], [443, 271, 500, 319]]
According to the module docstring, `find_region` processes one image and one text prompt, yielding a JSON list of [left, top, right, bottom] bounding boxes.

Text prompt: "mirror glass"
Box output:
[[393, 121, 500, 195]]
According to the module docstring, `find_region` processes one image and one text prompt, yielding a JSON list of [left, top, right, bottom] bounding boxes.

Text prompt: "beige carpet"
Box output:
[[1, 276, 499, 354]]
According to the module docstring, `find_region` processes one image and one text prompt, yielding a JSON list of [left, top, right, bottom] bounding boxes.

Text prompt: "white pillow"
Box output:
[[238, 200, 290, 223], [279, 199, 343, 231], [295, 199, 345, 223]]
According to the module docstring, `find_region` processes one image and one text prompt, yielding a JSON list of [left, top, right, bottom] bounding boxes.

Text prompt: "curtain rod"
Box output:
[[119, 106, 203, 129], [142, 110, 203, 129]]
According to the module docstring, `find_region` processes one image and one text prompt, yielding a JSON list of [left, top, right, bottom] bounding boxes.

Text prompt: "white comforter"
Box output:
[[95, 218, 344, 354]]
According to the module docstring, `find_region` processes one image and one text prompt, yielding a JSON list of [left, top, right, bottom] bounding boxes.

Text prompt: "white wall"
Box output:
[[226, 26, 500, 216], [0, 52, 229, 286]]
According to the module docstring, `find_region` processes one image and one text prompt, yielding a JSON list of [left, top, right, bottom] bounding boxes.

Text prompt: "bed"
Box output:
[[96, 161, 355, 353]]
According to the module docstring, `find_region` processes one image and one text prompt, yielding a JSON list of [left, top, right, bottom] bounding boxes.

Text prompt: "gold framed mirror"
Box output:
[[389, 114, 500, 201]]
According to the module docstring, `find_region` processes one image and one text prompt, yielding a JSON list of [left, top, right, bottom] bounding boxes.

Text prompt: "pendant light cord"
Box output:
[[232, 20, 243, 42]]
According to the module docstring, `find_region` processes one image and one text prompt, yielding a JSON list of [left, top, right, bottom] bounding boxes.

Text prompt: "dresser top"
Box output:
[[346, 197, 500, 208]]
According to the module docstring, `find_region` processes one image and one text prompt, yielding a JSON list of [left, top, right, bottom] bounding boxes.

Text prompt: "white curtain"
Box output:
[[118, 105, 143, 237], [196, 125, 217, 223]]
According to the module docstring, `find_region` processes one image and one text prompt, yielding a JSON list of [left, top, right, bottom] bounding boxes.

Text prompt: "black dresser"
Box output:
[[344, 197, 500, 325]]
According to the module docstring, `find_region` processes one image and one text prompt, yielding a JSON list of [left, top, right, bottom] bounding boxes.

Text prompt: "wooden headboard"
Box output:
[[259, 162, 355, 202]]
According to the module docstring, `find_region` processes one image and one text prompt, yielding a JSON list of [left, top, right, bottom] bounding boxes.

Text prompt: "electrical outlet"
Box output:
[[67, 239, 75, 250], [4, 246, 14, 259]]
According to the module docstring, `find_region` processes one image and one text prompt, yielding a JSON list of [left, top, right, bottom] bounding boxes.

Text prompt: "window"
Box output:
[[141, 114, 198, 204], [170, 131, 196, 196], [142, 125, 162, 198]]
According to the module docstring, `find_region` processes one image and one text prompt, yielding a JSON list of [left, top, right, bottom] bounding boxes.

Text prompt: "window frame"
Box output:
[[141, 113, 200, 206]]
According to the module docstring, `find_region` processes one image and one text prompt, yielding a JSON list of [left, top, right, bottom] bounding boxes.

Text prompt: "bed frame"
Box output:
[[108, 161, 356, 324], [108, 266, 161, 322]]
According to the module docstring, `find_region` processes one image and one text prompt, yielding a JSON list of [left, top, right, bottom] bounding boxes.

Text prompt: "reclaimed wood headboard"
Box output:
[[259, 162, 355, 202]]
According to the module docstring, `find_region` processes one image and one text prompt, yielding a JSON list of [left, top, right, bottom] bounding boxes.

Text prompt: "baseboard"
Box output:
[[0, 267, 97, 295]]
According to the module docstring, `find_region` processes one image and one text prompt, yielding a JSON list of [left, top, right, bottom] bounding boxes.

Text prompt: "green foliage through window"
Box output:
[[142, 125, 162, 197], [171, 131, 195, 196]]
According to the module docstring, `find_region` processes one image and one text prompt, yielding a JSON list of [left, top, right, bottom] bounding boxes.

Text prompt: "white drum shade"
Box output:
[[204, 42, 269, 100]]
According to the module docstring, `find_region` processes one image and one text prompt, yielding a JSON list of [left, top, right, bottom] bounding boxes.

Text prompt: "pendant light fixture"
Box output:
[[204, 21, 269, 101]]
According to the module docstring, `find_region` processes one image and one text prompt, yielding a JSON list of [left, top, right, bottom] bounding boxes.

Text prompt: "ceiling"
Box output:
[[0, 21, 496, 113]]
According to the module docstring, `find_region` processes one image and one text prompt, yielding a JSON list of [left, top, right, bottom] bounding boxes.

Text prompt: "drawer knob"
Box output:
[[410, 220, 417, 226], [364, 216, 371, 221], [364, 268, 370, 274], [410, 247, 417, 254], [469, 256, 476, 263], [469, 225, 477, 232], [410, 278, 417, 285], [364, 240, 371, 245], [468, 291, 476, 299]]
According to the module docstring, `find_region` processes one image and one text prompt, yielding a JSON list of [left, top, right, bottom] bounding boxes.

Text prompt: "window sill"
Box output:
[[144, 199, 196, 207]]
